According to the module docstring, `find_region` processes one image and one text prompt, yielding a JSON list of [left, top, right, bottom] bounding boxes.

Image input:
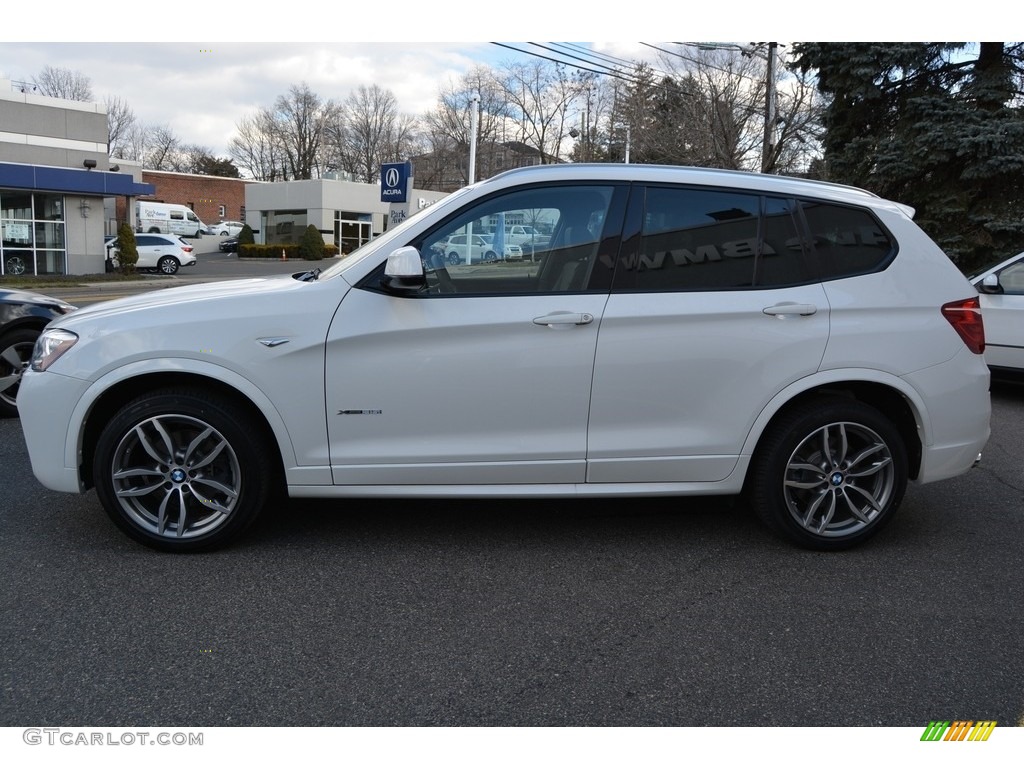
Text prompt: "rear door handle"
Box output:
[[533, 312, 595, 328], [763, 303, 817, 317]]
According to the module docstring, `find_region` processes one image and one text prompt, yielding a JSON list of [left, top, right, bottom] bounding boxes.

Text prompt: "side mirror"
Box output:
[[979, 274, 1002, 294], [381, 246, 426, 295]]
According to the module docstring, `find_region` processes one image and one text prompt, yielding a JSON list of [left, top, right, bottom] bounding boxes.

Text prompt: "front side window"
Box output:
[[396, 184, 621, 296]]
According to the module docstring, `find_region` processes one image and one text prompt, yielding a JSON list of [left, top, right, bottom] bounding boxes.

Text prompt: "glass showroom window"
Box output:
[[0, 191, 67, 276]]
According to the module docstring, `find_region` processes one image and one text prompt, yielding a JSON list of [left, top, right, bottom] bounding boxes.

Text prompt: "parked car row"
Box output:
[[106, 233, 197, 274], [442, 233, 524, 264], [205, 221, 245, 237]]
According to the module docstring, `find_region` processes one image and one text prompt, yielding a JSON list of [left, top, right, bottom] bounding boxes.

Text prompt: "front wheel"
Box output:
[[92, 389, 276, 552], [157, 255, 180, 274], [747, 398, 907, 550], [0, 327, 39, 418]]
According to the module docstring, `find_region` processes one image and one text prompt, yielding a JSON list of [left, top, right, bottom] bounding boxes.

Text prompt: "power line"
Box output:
[[490, 42, 698, 98]]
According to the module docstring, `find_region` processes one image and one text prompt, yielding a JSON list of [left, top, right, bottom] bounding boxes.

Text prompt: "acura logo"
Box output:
[[385, 167, 401, 188]]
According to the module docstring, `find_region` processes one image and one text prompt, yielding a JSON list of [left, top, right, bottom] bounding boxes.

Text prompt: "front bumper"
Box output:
[[18, 369, 91, 493]]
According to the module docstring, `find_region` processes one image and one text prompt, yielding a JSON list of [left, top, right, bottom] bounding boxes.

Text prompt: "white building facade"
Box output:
[[245, 177, 448, 255]]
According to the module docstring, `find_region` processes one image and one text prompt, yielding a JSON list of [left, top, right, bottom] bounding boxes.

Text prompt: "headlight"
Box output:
[[31, 329, 78, 372]]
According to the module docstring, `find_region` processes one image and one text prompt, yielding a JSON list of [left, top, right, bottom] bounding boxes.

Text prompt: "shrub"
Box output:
[[298, 225, 325, 261], [115, 221, 138, 275], [238, 223, 255, 246]]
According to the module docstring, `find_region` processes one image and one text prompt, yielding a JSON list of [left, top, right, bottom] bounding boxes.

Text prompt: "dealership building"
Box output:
[[1, 80, 449, 275], [0, 78, 153, 276]]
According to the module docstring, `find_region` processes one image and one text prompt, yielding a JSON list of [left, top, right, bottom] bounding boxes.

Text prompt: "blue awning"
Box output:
[[0, 162, 154, 196]]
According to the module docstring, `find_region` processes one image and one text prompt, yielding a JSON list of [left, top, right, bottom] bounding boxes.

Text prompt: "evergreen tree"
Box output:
[[298, 224, 324, 261], [238, 223, 255, 246], [115, 221, 138, 275]]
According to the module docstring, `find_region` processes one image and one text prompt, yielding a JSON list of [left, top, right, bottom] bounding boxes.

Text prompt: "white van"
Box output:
[[136, 202, 206, 238]]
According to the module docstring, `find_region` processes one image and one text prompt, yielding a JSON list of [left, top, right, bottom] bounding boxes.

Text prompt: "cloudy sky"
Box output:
[[1, 5, 993, 163], [0, 39, 664, 160]]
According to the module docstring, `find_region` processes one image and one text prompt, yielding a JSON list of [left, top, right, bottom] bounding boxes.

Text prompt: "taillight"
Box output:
[[180, 245, 194, 253], [941, 297, 985, 354]]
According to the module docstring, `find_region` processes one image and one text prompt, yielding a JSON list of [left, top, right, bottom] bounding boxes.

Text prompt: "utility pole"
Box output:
[[468, 93, 480, 184], [761, 42, 777, 174]]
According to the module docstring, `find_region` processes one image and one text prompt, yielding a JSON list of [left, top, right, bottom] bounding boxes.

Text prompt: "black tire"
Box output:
[[484, 250, 497, 261], [148, 227, 160, 234], [747, 398, 907, 551], [447, 252, 460, 264], [157, 255, 180, 275], [0, 327, 40, 418], [92, 388, 276, 552]]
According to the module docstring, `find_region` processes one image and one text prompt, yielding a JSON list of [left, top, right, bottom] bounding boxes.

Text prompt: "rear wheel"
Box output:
[[157, 255, 180, 274], [93, 388, 275, 552], [748, 398, 907, 550]]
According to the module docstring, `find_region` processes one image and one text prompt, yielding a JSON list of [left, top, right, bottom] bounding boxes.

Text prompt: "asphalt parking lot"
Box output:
[[1, 371, 1022, 726], [2, 244, 1023, 727]]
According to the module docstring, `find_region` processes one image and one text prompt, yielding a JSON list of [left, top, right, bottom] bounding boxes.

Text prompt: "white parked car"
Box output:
[[969, 250, 1024, 374], [108, 233, 197, 275], [443, 233, 521, 263], [19, 165, 990, 553], [208, 221, 245, 237]]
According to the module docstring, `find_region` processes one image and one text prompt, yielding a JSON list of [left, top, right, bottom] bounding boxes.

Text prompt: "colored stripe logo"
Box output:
[[921, 721, 997, 741]]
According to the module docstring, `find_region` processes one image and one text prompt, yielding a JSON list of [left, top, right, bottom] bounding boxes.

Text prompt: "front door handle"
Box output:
[[762, 303, 817, 317], [533, 312, 595, 328]]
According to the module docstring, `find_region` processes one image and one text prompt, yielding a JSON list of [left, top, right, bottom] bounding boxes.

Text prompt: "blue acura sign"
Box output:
[[380, 162, 411, 203]]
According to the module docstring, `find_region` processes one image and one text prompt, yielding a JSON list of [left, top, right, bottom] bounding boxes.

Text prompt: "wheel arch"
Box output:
[[0, 317, 50, 337], [742, 374, 924, 482], [78, 369, 291, 491]]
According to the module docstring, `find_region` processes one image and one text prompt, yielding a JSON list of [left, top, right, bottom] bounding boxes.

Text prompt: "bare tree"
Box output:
[[420, 65, 512, 188], [104, 96, 137, 158], [328, 84, 419, 183], [267, 83, 338, 180], [33, 65, 93, 101], [229, 112, 287, 181], [145, 125, 182, 171], [119, 121, 150, 164], [498, 59, 581, 164], [652, 44, 822, 174]]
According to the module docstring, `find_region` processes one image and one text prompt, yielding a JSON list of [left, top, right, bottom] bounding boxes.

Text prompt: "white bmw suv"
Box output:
[[20, 165, 990, 552]]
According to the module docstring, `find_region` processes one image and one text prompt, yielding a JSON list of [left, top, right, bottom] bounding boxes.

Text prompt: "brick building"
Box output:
[[115, 170, 255, 228]]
